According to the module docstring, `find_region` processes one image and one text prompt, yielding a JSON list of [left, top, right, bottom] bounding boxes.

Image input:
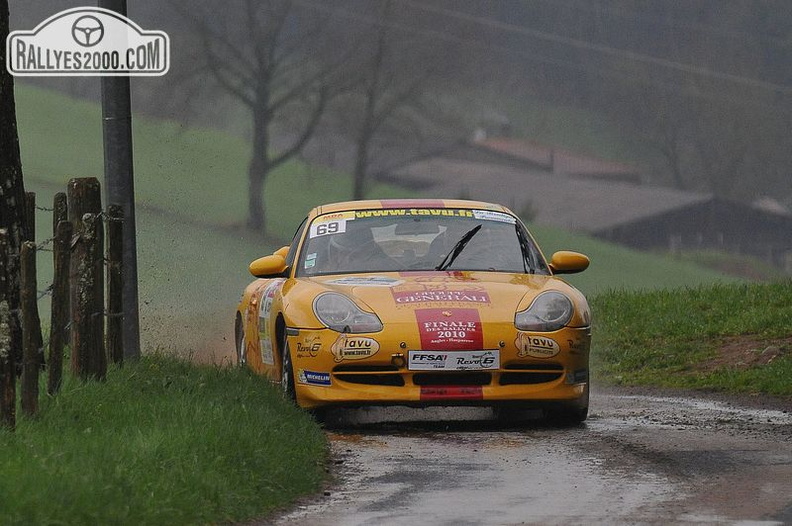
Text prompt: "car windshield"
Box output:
[[296, 208, 549, 276]]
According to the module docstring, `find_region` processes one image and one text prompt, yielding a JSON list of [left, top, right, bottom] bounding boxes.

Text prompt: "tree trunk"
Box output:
[[352, 5, 388, 201], [247, 108, 270, 233], [352, 138, 369, 200], [0, 0, 29, 376]]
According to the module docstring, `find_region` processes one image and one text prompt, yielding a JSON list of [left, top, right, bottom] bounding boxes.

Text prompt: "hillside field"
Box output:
[[16, 83, 742, 356]]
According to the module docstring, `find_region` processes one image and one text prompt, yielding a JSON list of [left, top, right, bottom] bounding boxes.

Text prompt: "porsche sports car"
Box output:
[[235, 199, 592, 422]]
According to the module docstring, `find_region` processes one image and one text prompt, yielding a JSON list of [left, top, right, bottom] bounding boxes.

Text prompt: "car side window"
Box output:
[[285, 218, 307, 269]]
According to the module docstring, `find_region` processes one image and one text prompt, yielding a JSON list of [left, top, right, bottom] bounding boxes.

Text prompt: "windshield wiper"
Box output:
[[435, 224, 482, 271], [514, 223, 536, 274]]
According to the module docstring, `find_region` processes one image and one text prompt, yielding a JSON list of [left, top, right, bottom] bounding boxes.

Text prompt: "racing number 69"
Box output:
[[315, 221, 341, 236]]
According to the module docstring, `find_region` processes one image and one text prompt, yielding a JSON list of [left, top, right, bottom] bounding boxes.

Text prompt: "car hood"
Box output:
[[292, 271, 588, 328]]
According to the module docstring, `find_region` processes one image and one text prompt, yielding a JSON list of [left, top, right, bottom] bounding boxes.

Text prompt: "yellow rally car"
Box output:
[[235, 199, 592, 422]]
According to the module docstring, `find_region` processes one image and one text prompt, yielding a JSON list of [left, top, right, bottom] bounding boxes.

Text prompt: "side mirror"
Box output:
[[249, 254, 288, 278], [549, 251, 590, 275], [274, 245, 290, 258]]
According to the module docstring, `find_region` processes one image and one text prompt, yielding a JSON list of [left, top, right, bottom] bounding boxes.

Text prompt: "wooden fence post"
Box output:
[[24, 192, 35, 242], [0, 230, 15, 429], [48, 220, 72, 395], [20, 241, 38, 416], [23, 192, 44, 368], [106, 205, 123, 365], [73, 213, 106, 380], [68, 178, 102, 369], [53, 192, 67, 235], [52, 192, 70, 346]]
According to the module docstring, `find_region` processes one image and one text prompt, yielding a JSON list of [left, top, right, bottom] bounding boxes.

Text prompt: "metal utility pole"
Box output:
[[99, 0, 141, 360]]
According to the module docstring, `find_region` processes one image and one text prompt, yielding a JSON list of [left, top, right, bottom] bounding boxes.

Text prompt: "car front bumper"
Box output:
[[288, 325, 591, 410]]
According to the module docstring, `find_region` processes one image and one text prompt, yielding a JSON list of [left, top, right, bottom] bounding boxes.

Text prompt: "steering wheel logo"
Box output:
[[71, 15, 105, 47]]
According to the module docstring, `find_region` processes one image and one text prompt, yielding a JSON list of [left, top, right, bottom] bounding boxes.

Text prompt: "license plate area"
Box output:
[[408, 350, 500, 371]]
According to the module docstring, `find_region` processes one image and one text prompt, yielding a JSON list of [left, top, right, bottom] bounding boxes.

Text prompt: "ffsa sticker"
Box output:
[[409, 350, 499, 371], [258, 279, 285, 365]]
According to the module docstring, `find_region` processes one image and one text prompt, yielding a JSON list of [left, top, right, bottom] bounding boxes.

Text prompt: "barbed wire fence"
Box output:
[[1, 178, 124, 429]]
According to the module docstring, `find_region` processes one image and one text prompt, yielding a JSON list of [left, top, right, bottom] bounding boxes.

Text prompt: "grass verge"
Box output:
[[0, 355, 327, 525], [592, 281, 792, 396]]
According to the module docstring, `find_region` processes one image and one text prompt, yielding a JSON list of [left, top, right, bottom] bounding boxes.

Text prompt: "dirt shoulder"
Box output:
[[593, 383, 792, 413]]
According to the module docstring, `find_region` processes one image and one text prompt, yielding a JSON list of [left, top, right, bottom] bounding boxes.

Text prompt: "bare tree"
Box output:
[[1, 0, 30, 428], [338, 1, 442, 199], [179, 0, 347, 233]]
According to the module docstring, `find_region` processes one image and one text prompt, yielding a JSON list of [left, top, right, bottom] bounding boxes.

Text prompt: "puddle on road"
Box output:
[[279, 408, 681, 526], [274, 395, 791, 525]]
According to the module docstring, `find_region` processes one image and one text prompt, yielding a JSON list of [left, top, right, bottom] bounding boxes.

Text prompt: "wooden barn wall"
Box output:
[[593, 200, 792, 267]]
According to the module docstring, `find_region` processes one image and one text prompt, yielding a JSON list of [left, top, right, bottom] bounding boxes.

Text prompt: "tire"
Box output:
[[492, 404, 540, 427], [546, 384, 589, 426], [281, 342, 297, 402], [546, 404, 588, 426], [235, 316, 246, 366]]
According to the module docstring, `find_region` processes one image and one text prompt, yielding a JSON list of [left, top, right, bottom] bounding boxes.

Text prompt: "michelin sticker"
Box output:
[[515, 333, 560, 358], [298, 369, 331, 386]]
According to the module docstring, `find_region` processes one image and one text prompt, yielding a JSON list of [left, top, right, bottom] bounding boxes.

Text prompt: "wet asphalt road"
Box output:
[[270, 387, 791, 526]]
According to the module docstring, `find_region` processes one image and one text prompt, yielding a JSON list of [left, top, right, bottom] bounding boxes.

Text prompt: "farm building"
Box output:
[[380, 138, 792, 270]]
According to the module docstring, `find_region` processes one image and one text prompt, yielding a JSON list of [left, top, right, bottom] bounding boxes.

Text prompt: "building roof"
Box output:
[[387, 157, 711, 233], [474, 138, 642, 183]]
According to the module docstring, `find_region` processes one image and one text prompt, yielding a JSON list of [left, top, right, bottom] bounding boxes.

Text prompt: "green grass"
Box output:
[[16, 83, 412, 234], [0, 355, 326, 525], [592, 281, 792, 395], [671, 249, 787, 282], [6, 83, 790, 525], [16, 83, 416, 354], [527, 224, 744, 296]]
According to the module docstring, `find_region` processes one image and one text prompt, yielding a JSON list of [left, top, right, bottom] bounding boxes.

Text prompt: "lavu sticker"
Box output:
[[515, 333, 560, 358]]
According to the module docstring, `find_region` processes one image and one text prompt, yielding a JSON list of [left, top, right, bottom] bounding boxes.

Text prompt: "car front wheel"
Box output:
[[281, 343, 297, 402], [235, 316, 245, 366], [546, 384, 589, 425]]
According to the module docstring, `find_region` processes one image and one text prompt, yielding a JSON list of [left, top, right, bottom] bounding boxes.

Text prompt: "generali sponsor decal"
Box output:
[[392, 286, 490, 305], [415, 308, 483, 350]]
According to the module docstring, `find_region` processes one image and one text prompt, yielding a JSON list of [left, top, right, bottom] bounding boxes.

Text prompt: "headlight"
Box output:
[[313, 293, 383, 333], [515, 292, 573, 332]]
